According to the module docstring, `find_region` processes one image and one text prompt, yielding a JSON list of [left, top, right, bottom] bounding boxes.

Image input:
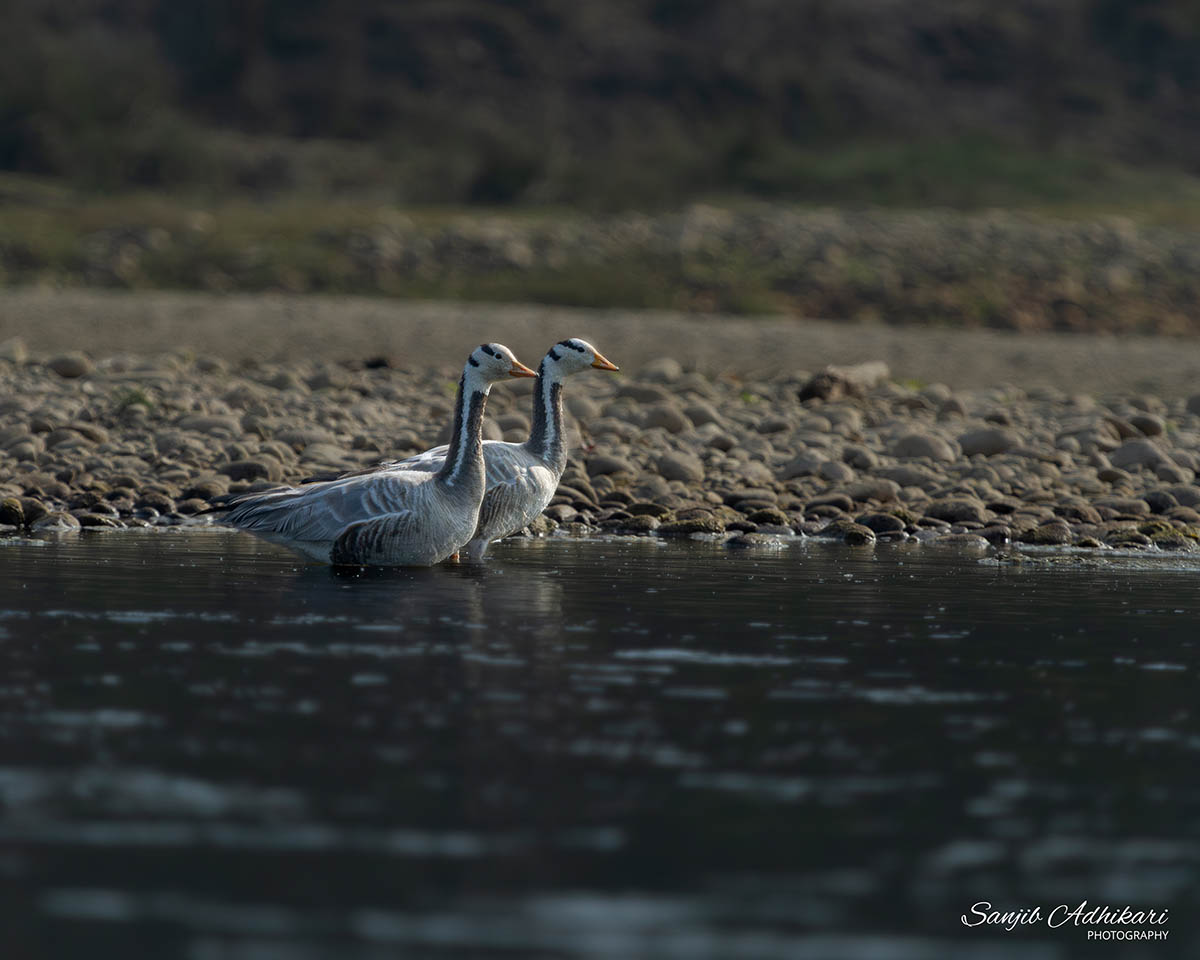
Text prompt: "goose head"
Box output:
[[544, 338, 620, 377], [469, 343, 537, 382]]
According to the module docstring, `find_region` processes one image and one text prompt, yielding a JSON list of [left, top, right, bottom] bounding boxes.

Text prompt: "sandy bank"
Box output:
[[2, 289, 1198, 397]]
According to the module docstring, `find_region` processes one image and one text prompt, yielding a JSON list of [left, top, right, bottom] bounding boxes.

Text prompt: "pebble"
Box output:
[[220, 459, 281, 483], [610, 515, 660, 534], [46, 353, 93, 378], [817, 461, 855, 483], [0, 497, 25, 527], [890, 432, 957, 462], [683, 401, 722, 427], [1093, 496, 1150, 516], [807, 493, 855, 513], [1129, 413, 1165, 437], [977, 525, 1012, 545], [841, 523, 877, 546], [642, 404, 692, 433], [779, 450, 827, 479], [858, 513, 905, 534], [933, 533, 991, 548], [1108, 439, 1168, 470], [958, 427, 1019, 457], [1019, 520, 1073, 545], [747, 507, 789, 526], [658, 515, 725, 535], [30, 511, 82, 532], [586, 454, 637, 477], [1104, 529, 1152, 548], [639, 357, 684, 384], [925, 497, 989, 524], [656, 452, 704, 483]]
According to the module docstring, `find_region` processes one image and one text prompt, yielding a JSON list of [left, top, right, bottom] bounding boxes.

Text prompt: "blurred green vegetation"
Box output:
[[5, 0, 1200, 207], [5, 0, 1200, 330]]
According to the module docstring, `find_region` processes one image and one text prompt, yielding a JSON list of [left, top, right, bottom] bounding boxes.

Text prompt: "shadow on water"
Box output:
[[0, 529, 1197, 959]]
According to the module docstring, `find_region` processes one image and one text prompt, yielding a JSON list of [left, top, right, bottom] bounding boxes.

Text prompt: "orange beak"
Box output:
[[591, 351, 620, 372], [508, 359, 538, 378]]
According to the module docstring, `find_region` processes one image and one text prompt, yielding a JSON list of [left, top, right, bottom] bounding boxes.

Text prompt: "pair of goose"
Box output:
[[224, 339, 619, 565]]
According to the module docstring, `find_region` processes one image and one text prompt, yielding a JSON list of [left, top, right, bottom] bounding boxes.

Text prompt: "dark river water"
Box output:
[[0, 530, 1197, 960]]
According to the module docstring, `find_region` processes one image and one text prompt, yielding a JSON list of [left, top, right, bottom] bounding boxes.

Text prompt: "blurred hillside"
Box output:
[[5, 0, 1200, 333], [4, 0, 1200, 205]]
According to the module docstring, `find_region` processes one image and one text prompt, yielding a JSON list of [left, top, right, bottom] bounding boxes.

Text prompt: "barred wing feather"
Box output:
[[225, 470, 430, 547], [330, 510, 423, 565]]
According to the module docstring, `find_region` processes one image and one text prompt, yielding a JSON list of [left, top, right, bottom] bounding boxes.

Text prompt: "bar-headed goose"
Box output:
[[224, 344, 537, 566], [390, 338, 619, 559]]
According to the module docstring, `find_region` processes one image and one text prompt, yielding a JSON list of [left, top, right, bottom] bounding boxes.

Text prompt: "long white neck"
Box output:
[[437, 368, 491, 488], [526, 357, 566, 470]]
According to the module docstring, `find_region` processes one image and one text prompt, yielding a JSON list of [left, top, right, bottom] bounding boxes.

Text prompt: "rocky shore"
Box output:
[[3, 339, 1200, 555]]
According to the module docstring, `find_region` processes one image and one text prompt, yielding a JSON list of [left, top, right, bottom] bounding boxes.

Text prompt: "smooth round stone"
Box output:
[[30, 511, 82, 533], [657, 452, 704, 483], [732, 498, 777, 514], [75, 513, 123, 528], [658, 515, 725, 535], [1103, 529, 1152, 548], [889, 432, 956, 462], [818, 518, 876, 545], [46, 353, 93, 378], [806, 493, 855, 513], [958, 427, 1020, 457], [627, 501, 671, 518], [642, 404, 692, 434], [747, 507, 789, 526], [638, 357, 684, 384], [1093, 496, 1150, 516], [587, 455, 637, 477], [977, 526, 1012, 545], [683, 401, 722, 427], [779, 450, 828, 479], [842, 445, 878, 470], [1129, 413, 1165, 437], [0, 497, 23, 527], [19, 498, 49, 526], [724, 486, 777, 505], [755, 415, 791, 435], [220, 459, 281, 483], [924, 497, 988, 524], [609, 515, 660, 534], [1108, 439, 1167, 469], [1142, 490, 1179, 514], [857, 513, 905, 534], [932, 533, 991, 549], [1155, 462, 1191, 484], [817, 461, 855, 483], [1019, 520, 1073, 545]]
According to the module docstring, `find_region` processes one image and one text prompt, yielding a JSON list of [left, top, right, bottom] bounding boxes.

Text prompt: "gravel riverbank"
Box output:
[[3, 297, 1200, 554]]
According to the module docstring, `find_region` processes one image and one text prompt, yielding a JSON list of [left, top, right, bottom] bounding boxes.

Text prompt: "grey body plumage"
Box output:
[[386, 338, 618, 560], [223, 344, 535, 565]]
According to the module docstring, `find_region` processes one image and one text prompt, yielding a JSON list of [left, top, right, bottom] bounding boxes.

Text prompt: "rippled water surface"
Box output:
[[1, 530, 1198, 959]]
